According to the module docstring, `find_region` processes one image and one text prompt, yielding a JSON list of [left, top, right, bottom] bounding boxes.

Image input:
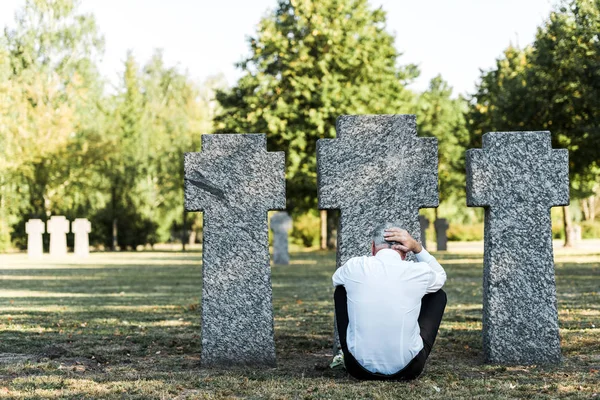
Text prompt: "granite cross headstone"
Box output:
[[47, 216, 69, 257], [25, 219, 45, 259], [72, 218, 91, 258], [466, 131, 569, 364], [419, 215, 430, 250], [184, 134, 285, 367], [434, 218, 449, 251], [270, 211, 293, 265], [317, 114, 438, 351]]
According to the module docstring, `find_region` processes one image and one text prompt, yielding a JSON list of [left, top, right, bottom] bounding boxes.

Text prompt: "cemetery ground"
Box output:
[[0, 245, 598, 399]]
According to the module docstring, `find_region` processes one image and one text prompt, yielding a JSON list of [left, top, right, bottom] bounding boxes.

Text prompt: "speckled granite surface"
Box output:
[[317, 115, 439, 352], [419, 215, 430, 250], [184, 134, 285, 367], [466, 131, 569, 364], [270, 211, 292, 265]]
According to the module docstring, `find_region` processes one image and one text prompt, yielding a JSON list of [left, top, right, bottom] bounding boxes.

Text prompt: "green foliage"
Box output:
[[215, 0, 418, 213], [290, 211, 321, 247], [446, 223, 484, 242], [0, 0, 218, 249], [468, 0, 600, 192], [581, 220, 600, 238], [416, 76, 471, 222]]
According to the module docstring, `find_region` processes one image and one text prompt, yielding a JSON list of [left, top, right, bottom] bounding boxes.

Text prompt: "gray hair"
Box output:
[[372, 221, 403, 247]]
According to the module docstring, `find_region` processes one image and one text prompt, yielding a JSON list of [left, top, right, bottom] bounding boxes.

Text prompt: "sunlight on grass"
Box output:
[[0, 250, 596, 399]]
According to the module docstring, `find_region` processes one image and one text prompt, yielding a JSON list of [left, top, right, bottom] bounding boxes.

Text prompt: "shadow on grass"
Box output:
[[0, 251, 597, 398]]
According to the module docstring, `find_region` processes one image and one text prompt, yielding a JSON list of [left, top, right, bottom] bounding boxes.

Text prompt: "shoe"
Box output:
[[329, 350, 345, 369]]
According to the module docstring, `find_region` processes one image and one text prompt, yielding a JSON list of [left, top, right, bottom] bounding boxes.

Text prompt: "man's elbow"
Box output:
[[437, 271, 447, 289]]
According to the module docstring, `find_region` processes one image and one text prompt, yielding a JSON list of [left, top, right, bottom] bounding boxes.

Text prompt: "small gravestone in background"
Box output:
[[466, 131, 569, 364], [72, 218, 91, 258], [317, 114, 438, 353], [419, 215, 430, 249], [25, 219, 45, 259], [270, 211, 293, 265], [185, 134, 285, 367], [47, 216, 69, 257], [572, 225, 582, 244], [434, 218, 449, 251]]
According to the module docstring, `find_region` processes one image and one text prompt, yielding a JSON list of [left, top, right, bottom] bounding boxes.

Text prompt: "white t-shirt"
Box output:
[[332, 248, 446, 375]]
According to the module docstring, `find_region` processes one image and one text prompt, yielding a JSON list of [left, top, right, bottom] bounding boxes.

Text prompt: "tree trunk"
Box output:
[[582, 198, 590, 221], [587, 195, 596, 221], [112, 218, 118, 251], [182, 209, 187, 252], [563, 205, 575, 248], [111, 185, 118, 251], [320, 210, 327, 250], [189, 230, 197, 246], [327, 210, 339, 249]]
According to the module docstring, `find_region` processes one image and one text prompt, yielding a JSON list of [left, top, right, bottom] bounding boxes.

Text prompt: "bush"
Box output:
[[581, 220, 600, 239], [290, 211, 320, 248], [92, 205, 158, 250], [446, 223, 484, 241], [0, 220, 12, 252], [552, 223, 564, 239]]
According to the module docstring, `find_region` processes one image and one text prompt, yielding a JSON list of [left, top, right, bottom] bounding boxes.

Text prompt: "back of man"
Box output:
[[332, 223, 447, 380], [334, 252, 433, 374]]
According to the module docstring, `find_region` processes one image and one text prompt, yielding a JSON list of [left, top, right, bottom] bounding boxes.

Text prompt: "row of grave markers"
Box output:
[[270, 213, 449, 266], [184, 114, 568, 368], [25, 216, 91, 259]]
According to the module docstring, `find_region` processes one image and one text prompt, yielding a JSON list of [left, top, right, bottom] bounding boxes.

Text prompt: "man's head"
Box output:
[[371, 221, 407, 259]]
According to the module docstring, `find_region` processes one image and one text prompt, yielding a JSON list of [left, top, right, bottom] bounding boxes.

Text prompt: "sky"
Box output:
[[0, 0, 555, 96]]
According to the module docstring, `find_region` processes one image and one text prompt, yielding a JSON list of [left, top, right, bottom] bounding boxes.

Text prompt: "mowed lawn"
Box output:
[[0, 248, 598, 399]]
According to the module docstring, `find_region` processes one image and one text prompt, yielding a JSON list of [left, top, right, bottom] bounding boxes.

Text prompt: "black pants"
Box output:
[[334, 286, 447, 381]]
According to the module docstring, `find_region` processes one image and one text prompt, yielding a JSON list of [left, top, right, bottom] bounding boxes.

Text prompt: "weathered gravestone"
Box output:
[[184, 134, 285, 367], [47, 216, 69, 257], [317, 114, 438, 351], [270, 212, 293, 265], [434, 218, 449, 251], [25, 219, 45, 259], [466, 131, 569, 364], [419, 215, 430, 249], [570, 225, 582, 244], [72, 218, 91, 258]]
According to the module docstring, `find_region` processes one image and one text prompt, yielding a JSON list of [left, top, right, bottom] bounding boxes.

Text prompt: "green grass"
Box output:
[[0, 249, 598, 399]]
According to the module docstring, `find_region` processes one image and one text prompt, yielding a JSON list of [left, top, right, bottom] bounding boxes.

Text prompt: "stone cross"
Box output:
[[466, 131, 569, 364], [47, 216, 69, 257], [318, 114, 438, 351], [270, 212, 293, 265], [72, 218, 91, 258], [434, 218, 449, 251], [184, 134, 285, 367], [419, 215, 430, 250], [25, 219, 45, 259]]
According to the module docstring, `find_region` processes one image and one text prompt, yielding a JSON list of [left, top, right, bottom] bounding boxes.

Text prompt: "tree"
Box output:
[[468, 0, 600, 245], [416, 76, 470, 222], [94, 51, 217, 250], [0, 0, 107, 247], [215, 0, 418, 215]]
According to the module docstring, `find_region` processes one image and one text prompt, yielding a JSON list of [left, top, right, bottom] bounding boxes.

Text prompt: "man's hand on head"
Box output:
[[383, 228, 423, 254]]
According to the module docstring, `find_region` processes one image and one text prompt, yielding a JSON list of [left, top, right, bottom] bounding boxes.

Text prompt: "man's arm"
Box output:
[[415, 247, 447, 293], [384, 227, 447, 293], [332, 257, 360, 287], [332, 265, 345, 287], [332, 259, 354, 287]]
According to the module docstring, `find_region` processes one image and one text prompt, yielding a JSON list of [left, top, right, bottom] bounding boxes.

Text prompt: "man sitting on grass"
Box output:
[[332, 222, 447, 380]]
